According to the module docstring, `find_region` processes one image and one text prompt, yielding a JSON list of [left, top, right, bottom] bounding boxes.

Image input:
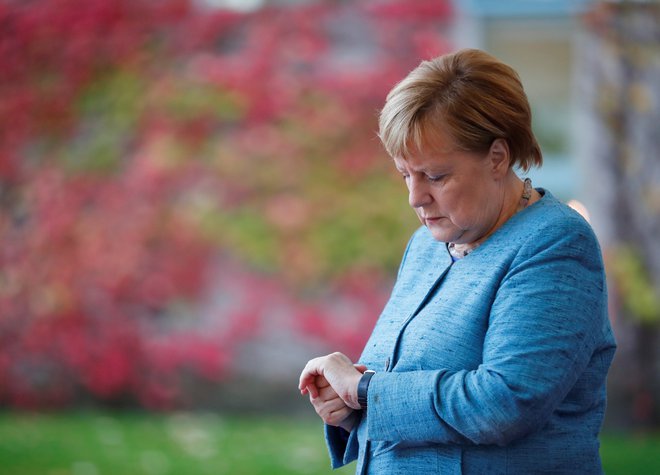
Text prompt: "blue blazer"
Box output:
[[325, 190, 616, 474]]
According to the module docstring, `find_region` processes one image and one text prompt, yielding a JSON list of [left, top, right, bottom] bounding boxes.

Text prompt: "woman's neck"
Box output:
[[451, 174, 537, 258]]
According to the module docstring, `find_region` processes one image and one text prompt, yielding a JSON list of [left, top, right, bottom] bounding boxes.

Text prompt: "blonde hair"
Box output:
[[378, 49, 542, 171]]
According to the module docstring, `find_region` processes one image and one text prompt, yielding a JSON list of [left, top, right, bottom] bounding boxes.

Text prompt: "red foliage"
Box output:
[[0, 0, 453, 409]]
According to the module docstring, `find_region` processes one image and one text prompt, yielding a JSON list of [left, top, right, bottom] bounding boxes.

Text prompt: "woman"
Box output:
[[299, 49, 616, 474]]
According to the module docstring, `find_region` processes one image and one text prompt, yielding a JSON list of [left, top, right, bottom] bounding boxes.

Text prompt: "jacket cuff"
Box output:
[[366, 370, 451, 442], [324, 413, 362, 468]]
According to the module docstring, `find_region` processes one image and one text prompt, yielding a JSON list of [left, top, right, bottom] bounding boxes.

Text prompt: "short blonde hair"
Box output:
[[378, 49, 542, 171]]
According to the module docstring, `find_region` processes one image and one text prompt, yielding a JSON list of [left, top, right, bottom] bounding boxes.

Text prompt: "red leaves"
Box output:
[[0, 0, 452, 409], [367, 0, 453, 20]]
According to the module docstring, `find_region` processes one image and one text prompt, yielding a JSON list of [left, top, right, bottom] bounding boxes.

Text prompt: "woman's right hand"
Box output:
[[308, 373, 362, 432], [299, 353, 366, 409]]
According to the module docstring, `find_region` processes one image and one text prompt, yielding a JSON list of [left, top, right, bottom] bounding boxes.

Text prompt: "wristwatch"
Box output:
[[357, 370, 376, 409]]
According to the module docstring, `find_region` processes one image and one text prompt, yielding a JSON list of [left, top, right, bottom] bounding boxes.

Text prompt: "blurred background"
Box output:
[[0, 0, 658, 473]]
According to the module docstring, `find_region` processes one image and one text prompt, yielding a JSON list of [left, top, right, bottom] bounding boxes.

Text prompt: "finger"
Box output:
[[311, 392, 347, 414], [311, 388, 348, 414], [299, 371, 314, 392], [314, 375, 330, 389], [314, 396, 354, 427], [299, 378, 312, 394], [354, 364, 368, 373], [318, 384, 339, 400], [298, 358, 322, 391], [307, 384, 319, 399], [327, 406, 353, 426]]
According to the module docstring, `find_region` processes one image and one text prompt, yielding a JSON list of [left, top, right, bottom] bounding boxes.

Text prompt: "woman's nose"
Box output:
[[408, 177, 432, 209]]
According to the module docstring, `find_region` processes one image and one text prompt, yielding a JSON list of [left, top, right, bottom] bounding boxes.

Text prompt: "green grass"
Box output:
[[0, 411, 351, 475], [600, 432, 660, 474], [0, 411, 657, 475]]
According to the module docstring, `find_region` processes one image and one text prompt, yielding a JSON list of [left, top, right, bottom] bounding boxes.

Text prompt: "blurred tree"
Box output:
[[578, 1, 660, 429], [0, 0, 453, 409]]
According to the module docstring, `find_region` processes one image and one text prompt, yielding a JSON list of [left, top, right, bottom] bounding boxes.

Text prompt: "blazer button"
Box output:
[[385, 357, 390, 371]]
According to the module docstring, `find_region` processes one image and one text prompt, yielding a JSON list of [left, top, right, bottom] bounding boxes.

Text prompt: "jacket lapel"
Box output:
[[388, 242, 454, 368]]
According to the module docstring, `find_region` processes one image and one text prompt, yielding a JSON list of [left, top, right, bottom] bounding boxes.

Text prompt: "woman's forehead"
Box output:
[[393, 146, 455, 171]]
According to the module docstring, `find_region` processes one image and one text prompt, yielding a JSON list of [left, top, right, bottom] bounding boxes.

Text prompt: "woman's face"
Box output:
[[393, 130, 510, 245]]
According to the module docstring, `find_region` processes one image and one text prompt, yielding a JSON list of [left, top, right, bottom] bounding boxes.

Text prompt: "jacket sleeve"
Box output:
[[365, 216, 608, 446]]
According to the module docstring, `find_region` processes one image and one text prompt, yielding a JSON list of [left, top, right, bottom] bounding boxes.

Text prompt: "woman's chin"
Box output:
[[427, 227, 455, 243]]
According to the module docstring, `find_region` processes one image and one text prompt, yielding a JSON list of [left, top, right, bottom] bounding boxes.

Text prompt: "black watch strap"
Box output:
[[357, 370, 375, 409]]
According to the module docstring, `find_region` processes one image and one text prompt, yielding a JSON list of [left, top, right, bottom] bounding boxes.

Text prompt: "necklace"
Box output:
[[518, 177, 533, 211], [447, 178, 533, 259]]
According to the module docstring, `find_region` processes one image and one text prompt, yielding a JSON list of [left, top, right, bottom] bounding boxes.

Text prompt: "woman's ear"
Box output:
[[488, 138, 511, 178]]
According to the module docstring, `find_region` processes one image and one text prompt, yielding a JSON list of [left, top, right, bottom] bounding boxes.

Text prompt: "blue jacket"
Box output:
[[325, 190, 616, 474]]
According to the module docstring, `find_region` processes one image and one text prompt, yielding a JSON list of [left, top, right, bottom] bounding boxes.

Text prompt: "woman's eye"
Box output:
[[427, 174, 444, 183]]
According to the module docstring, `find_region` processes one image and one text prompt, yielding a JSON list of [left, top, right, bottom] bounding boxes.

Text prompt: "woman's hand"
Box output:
[[309, 375, 359, 431], [299, 352, 365, 410]]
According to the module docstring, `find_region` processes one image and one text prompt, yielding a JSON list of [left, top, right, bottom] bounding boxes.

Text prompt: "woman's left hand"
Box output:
[[299, 352, 365, 410]]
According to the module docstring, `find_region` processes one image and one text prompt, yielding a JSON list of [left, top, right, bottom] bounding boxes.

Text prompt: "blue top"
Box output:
[[325, 189, 616, 474]]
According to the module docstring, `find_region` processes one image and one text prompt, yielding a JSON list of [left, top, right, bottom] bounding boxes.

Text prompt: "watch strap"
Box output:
[[357, 370, 375, 409]]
